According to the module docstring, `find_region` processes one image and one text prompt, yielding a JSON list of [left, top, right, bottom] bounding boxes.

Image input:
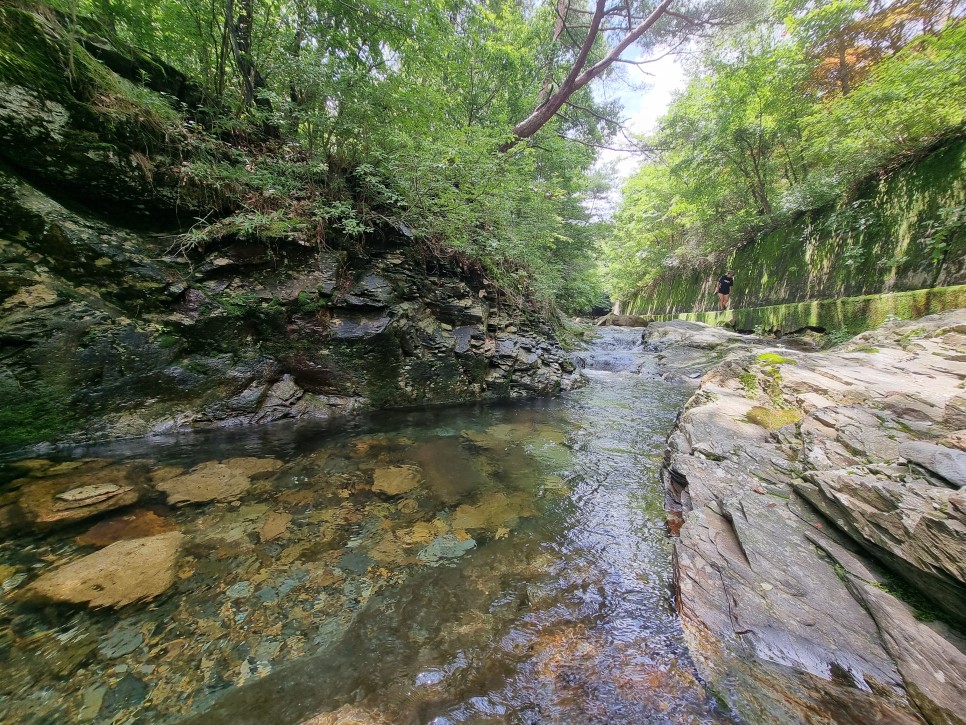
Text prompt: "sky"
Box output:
[[586, 52, 688, 219], [597, 52, 688, 178]]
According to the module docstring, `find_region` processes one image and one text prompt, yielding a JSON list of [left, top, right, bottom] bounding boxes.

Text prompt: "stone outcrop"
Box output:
[[662, 312, 966, 723], [643, 319, 764, 385], [0, 2, 583, 450]]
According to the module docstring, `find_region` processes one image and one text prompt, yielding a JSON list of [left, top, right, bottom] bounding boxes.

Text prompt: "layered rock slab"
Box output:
[[663, 312, 966, 723]]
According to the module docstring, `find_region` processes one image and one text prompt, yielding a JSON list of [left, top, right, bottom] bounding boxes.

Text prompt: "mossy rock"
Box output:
[[0, 2, 197, 222], [625, 137, 966, 316], [746, 406, 803, 431], [756, 352, 796, 365]]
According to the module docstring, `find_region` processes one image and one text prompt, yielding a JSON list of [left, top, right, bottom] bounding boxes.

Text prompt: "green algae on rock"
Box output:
[[642, 283, 966, 337]]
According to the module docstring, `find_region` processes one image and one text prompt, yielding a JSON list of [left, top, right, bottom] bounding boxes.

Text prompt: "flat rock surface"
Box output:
[[155, 457, 281, 505], [22, 532, 184, 608], [663, 310, 966, 723], [371, 466, 422, 496]]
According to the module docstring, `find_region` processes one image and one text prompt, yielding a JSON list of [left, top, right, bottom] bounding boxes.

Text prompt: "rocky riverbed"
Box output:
[[660, 311, 966, 723]]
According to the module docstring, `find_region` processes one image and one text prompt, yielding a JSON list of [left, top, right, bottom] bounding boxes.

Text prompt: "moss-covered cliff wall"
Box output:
[[625, 137, 966, 315]]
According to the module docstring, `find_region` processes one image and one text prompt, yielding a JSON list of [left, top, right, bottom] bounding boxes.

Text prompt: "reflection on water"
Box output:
[[0, 329, 730, 724]]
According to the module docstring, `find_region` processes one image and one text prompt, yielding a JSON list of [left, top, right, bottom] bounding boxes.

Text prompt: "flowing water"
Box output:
[[0, 327, 730, 724]]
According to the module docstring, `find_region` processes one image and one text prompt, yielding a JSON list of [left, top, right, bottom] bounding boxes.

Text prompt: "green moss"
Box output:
[[0, 5, 75, 102], [756, 352, 795, 365], [872, 573, 944, 623], [739, 371, 758, 397], [214, 291, 261, 318], [643, 284, 966, 337], [295, 290, 328, 314], [746, 406, 802, 430], [0, 383, 77, 449], [760, 365, 784, 405]]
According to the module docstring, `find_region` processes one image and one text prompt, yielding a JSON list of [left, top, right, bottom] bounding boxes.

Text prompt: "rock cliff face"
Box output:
[[0, 168, 583, 449], [661, 312, 966, 724], [0, 2, 582, 449]]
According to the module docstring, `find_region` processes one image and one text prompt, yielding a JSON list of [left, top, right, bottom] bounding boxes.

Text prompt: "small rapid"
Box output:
[[577, 325, 655, 375]]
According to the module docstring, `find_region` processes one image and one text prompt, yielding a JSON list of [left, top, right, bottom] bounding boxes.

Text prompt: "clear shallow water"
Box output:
[[0, 328, 730, 724]]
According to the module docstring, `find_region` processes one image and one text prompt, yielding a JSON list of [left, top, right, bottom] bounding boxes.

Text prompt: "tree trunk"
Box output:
[[501, 0, 675, 151]]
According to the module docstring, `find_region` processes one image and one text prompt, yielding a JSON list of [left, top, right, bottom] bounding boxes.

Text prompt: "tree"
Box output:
[[777, 0, 963, 96], [500, 0, 754, 150]]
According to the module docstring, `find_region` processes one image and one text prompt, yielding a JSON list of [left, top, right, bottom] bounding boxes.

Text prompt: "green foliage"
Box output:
[[823, 327, 855, 347], [603, 3, 966, 305], [31, 0, 621, 313], [0, 383, 77, 449]]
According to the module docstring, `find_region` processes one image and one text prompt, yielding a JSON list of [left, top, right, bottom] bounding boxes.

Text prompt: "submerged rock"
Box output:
[[75, 508, 178, 547], [450, 492, 538, 533], [416, 534, 476, 565], [154, 457, 281, 505], [15, 463, 141, 530], [22, 531, 184, 608], [371, 466, 422, 496], [301, 705, 392, 725], [258, 511, 292, 542]]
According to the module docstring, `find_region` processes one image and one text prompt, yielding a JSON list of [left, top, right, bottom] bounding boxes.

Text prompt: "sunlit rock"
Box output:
[[900, 440, 966, 487], [664, 310, 966, 721], [22, 532, 184, 608]]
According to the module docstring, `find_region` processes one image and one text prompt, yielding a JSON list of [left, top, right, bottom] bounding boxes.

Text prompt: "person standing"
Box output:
[[716, 271, 735, 310]]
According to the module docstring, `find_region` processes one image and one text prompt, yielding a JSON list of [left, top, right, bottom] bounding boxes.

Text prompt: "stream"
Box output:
[[0, 327, 731, 724]]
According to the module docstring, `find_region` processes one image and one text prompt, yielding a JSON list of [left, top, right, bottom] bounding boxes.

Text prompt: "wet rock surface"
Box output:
[[0, 185, 585, 448], [663, 311, 966, 723]]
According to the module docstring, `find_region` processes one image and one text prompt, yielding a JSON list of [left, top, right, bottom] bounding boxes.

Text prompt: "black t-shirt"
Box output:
[[717, 275, 734, 294]]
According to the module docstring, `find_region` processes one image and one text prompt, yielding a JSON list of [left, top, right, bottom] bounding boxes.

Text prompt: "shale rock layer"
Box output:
[[662, 311, 966, 724]]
